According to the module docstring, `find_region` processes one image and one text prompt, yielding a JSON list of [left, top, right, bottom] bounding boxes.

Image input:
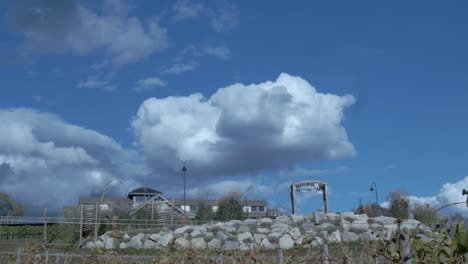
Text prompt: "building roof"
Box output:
[[79, 197, 131, 204], [170, 198, 268, 207], [128, 187, 162, 199]]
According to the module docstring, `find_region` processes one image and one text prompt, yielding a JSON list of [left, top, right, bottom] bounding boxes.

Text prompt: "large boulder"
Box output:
[[350, 220, 369, 234], [258, 218, 273, 226], [191, 238, 207, 250], [260, 238, 276, 250], [275, 215, 292, 224], [207, 238, 222, 249], [175, 237, 190, 248], [279, 234, 294, 249], [291, 214, 306, 224], [342, 231, 360, 242], [174, 226, 192, 236], [157, 233, 174, 247], [341, 212, 356, 222], [237, 232, 254, 243], [224, 240, 240, 251], [128, 233, 145, 249]]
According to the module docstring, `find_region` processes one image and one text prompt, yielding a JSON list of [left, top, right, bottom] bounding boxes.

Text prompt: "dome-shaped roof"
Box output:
[[127, 187, 162, 199]]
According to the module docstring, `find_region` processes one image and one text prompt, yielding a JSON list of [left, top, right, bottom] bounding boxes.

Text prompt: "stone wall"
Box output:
[[84, 212, 431, 251]]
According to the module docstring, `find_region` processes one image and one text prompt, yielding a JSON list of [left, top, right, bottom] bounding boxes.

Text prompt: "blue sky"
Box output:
[[0, 0, 467, 216]]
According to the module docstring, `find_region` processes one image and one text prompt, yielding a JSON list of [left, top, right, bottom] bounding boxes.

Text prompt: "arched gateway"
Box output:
[[290, 180, 329, 214]]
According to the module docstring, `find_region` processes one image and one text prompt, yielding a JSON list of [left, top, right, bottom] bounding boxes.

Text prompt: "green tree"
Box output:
[[215, 191, 245, 221], [354, 199, 389, 217], [195, 202, 214, 223], [387, 190, 410, 219], [0, 192, 13, 216], [412, 203, 439, 226]]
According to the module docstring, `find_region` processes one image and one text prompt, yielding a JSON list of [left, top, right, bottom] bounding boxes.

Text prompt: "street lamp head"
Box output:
[[370, 186, 374, 192], [182, 162, 187, 172]]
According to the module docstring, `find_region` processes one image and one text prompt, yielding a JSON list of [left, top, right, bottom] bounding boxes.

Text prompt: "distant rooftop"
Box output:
[[170, 198, 268, 207], [127, 187, 162, 199]]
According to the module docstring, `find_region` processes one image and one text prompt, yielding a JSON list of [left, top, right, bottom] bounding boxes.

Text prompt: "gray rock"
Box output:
[[128, 233, 145, 249], [119, 242, 127, 249], [244, 219, 258, 226], [291, 214, 305, 224], [256, 227, 270, 234], [191, 237, 207, 250], [342, 231, 360, 242], [271, 223, 289, 234], [237, 232, 253, 243], [319, 223, 338, 232], [350, 220, 369, 234], [294, 235, 304, 245], [174, 226, 192, 235], [401, 219, 422, 231], [203, 232, 214, 241], [95, 240, 104, 249], [122, 233, 130, 242], [254, 233, 266, 244], [327, 230, 341, 243], [190, 229, 203, 237], [341, 212, 356, 222], [372, 216, 396, 225], [207, 222, 224, 232], [207, 238, 222, 249], [310, 211, 325, 224], [301, 222, 317, 233], [288, 227, 302, 240], [175, 237, 190, 248], [261, 238, 276, 250], [216, 231, 231, 241], [157, 233, 174, 247], [143, 238, 157, 249], [268, 232, 282, 239], [225, 220, 242, 227], [84, 241, 94, 249], [341, 220, 351, 231], [224, 240, 240, 251], [149, 233, 160, 241], [275, 215, 291, 224], [237, 225, 250, 233], [356, 214, 369, 222], [258, 218, 273, 226], [104, 237, 114, 249], [310, 236, 324, 248], [279, 234, 294, 249], [324, 213, 340, 223], [223, 226, 237, 233]]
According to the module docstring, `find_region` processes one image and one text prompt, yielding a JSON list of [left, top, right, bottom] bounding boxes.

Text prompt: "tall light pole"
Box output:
[[369, 182, 379, 205], [182, 162, 187, 215]]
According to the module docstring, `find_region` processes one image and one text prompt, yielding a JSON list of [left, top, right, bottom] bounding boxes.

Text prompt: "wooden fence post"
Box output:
[[79, 204, 83, 245], [16, 247, 21, 264], [399, 230, 412, 264], [322, 243, 330, 264], [277, 249, 283, 264], [94, 202, 99, 242], [43, 208, 48, 246]]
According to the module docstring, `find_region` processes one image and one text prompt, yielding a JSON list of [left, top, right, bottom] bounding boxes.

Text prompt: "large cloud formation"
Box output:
[[7, 0, 168, 68], [132, 73, 356, 178], [0, 108, 144, 214], [409, 176, 468, 215]]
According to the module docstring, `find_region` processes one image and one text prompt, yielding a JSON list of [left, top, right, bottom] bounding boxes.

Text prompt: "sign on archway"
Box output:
[[290, 180, 328, 214]]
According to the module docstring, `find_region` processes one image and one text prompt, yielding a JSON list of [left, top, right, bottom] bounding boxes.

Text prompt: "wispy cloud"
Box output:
[[77, 76, 115, 91], [171, 0, 238, 32], [161, 62, 197, 75], [202, 46, 231, 60], [133, 77, 168, 92]]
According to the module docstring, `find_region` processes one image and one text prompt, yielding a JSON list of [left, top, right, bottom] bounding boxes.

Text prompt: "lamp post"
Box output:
[[182, 163, 187, 215], [369, 182, 379, 205]]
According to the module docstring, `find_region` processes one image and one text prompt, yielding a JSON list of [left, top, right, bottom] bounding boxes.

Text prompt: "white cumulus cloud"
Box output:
[[133, 77, 168, 92], [0, 108, 145, 214], [132, 73, 356, 178]]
